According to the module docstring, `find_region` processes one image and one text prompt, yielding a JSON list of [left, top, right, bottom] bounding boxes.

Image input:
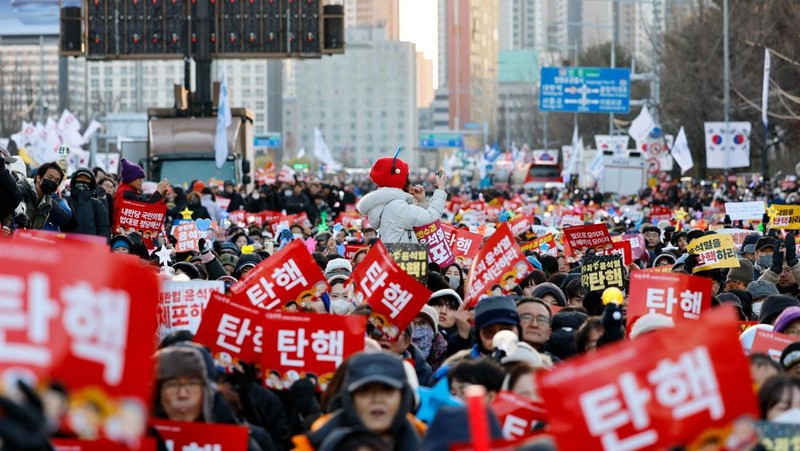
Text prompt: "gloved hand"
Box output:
[[771, 244, 785, 275], [0, 381, 53, 451], [684, 254, 699, 272], [723, 215, 732, 226], [762, 213, 770, 230], [785, 233, 797, 267]]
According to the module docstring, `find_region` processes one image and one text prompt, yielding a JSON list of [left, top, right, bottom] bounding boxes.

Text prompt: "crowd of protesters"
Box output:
[[2, 144, 800, 451]]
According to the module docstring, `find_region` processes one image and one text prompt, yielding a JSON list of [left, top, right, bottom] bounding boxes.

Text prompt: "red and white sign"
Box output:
[[193, 292, 264, 365], [230, 240, 329, 311], [750, 329, 796, 361], [615, 233, 649, 262], [562, 223, 612, 259], [157, 280, 225, 339], [508, 215, 533, 237], [349, 241, 432, 340], [627, 272, 711, 336], [215, 196, 231, 211], [599, 240, 634, 266], [464, 223, 533, 307], [491, 391, 548, 440], [228, 209, 247, 225], [261, 312, 365, 390], [112, 199, 166, 247], [560, 213, 584, 227], [414, 220, 456, 268], [53, 439, 156, 451], [0, 238, 159, 444], [442, 224, 483, 268], [338, 211, 362, 229], [13, 229, 108, 247], [648, 205, 672, 223], [170, 222, 201, 253], [537, 308, 759, 451], [345, 244, 366, 261], [150, 420, 249, 451], [524, 233, 558, 257]]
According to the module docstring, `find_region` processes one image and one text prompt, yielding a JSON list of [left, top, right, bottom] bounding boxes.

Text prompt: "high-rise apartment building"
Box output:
[[417, 52, 434, 108], [345, 0, 400, 40], [498, 0, 546, 53]]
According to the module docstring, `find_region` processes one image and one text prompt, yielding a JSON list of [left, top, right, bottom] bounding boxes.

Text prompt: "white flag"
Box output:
[[81, 120, 103, 145], [57, 109, 81, 133], [594, 135, 630, 156], [296, 147, 306, 159], [215, 70, 232, 169], [313, 127, 341, 170], [628, 105, 656, 142], [588, 149, 604, 179], [704, 122, 751, 169], [671, 127, 694, 174], [762, 48, 771, 128]]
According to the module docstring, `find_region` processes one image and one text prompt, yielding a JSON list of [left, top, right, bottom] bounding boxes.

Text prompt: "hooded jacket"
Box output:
[[16, 178, 73, 230], [63, 168, 110, 237], [356, 187, 447, 244]]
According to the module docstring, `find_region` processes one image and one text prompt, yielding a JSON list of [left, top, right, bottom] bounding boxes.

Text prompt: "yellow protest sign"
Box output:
[[768, 204, 800, 230], [687, 234, 739, 273]]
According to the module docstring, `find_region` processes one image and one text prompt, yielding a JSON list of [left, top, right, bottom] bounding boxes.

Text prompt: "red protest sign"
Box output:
[[170, 222, 201, 253], [599, 240, 633, 266], [157, 280, 225, 339], [560, 212, 583, 227], [338, 211, 362, 229], [0, 237, 159, 445], [349, 241, 432, 340], [508, 215, 533, 237], [750, 329, 795, 361], [616, 232, 649, 262], [53, 439, 157, 451], [491, 391, 548, 440], [194, 292, 264, 365], [261, 312, 365, 390], [230, 240, 329, 311], [229, 209, 247, 225], [448, 226, 483, 268], [13, 229, 108, 247], [538, 308, 758, 451], [112, 199, 166, 246], [150, 420, 249, 451], [562, 223, 612, 259], [344, 244, 366, 261], [627, 272, 712, 335], [648, 205, 672, 222], [464, 223, 533, 307], [526, 233, 557, 256], [414, 220, 456, 268]]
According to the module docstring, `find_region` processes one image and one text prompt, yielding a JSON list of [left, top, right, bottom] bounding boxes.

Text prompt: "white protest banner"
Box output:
[[704, 122, 752, 169], [157, 280, 226, 339], [725, 201, 766, 221], [628, 105, 656, 142], [594, 135, 630, 156]]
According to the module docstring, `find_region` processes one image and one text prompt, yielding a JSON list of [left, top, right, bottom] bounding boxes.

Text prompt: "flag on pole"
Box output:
[[296, 147, 306, 159], [81, 120, 103, 145], [588, 149, 604, 179], [313, 127, 342, 170], [671, 126, 694, 174], [628, 105, 656, 142], [762, 48, 771, 128], [215, 70, 232, 169]]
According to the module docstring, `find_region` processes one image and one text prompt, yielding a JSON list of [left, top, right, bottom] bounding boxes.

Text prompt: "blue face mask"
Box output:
[[412, 324, 435, 359], [759, 255, 772, 268]]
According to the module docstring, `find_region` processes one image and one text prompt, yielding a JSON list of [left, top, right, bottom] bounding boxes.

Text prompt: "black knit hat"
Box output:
[[759, 295, 800, 325], [780, 341, 800, 371]]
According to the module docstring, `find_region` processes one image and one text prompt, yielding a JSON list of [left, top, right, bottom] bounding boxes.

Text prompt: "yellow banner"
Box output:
[[687, 234, 740, 273], [768, 204, 800, 230]]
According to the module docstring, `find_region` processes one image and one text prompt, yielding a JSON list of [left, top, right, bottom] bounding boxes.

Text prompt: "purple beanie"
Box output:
[[774, 306, 800, 334], [120, 158, 145, 184]]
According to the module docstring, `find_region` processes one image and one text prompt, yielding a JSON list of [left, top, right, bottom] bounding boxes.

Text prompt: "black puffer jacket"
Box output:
[[63, 167, 110, 238]]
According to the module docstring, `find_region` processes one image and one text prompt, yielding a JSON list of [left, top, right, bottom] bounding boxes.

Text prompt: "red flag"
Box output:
[[627, 272, 712, 336], [193, 292, 265, 364], [349, 241, 432, 340], [537, 307, 758, 451], [464, 223, 533, 307], [261, 311, 365, 390], [230, 240, 329, 311], [150, 420, 249, 451], [0, 237, 159, 444]]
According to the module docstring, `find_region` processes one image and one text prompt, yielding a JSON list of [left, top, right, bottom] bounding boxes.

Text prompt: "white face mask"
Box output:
[[293, 233, 303, 241], [284, 190, 292, 197], [446, 276, 460, 290], [251, 192, 260, 200], [752, 301, 763, 316], [773, 407, 800, 424], [330, 299, 354, 315]]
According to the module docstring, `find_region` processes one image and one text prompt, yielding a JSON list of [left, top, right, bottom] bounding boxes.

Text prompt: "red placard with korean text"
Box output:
[[0, 237, 158, 445], [648, 205, 672, 222], [508, 215, 533, 237], [170, 222, 201, 253], [414, 220, 456, 268], [464, 223, 534, 307], [443, 225, 483, 268], [150, 420, 249, 451], [194, 292, 264, 365], [112, 199, 166, 247], [616, 232, 650, 262], [491, 391, 548, 440], [229, 209, 247, 225], [627, 272, 712, 336], [562, 223, 612, 259], [598, 240, 633, 266], [338, 211, 362, 229], [52, 439, 157, 451], [349, 241, 432, 341], [525, 233, 558, 256], [750, 329, 796, 361], [261, 312, 365, 390], [13, 229, 108, 247], [230, 240, 329, 311], [537, 307, 759, 451], [345, 244, 366, 261], [157, 280, 225, 339], [269, 214, 297, 235]]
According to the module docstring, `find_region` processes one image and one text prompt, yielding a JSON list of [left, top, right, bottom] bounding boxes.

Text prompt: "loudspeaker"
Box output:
[[60, 6, 82, 54], [322, 4, 344, 52]]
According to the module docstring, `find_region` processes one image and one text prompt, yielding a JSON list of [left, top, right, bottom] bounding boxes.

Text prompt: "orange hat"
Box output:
[[370, 147, 409, 189], [192, 181, 206, 193]]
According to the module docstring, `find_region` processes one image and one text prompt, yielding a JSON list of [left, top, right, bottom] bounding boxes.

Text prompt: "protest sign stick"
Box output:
[[466, 385, 490, 451]]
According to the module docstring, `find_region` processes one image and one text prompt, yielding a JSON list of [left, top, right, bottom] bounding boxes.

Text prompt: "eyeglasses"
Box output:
[[519, 314, 551, 326], [162, 378, 203, 393]]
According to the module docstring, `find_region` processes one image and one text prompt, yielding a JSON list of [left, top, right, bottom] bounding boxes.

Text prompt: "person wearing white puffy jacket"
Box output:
[[356, 150, 447, 244]]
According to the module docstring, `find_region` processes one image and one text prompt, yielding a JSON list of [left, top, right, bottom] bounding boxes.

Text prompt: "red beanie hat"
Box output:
[[370, 157, 409, 189]]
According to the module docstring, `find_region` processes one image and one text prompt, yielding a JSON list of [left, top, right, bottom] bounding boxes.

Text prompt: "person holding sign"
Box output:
[[113, 158, 170, 220], [357, 148, 447, 244]]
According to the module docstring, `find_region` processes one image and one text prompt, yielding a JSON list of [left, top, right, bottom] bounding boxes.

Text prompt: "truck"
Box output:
[[509, 150, 563, 189], [147, 107, 254, 189]]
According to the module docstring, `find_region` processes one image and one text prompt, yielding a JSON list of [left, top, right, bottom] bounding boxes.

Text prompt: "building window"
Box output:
[[104, 79, 112, 87], [104, 67, 112, 76], [91, 79, 99, 88], [90, 67, 99, 76], [121, 79, 127, 87]]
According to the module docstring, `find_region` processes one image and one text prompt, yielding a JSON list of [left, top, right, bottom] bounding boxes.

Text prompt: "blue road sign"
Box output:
[[420, 132, 463, 149], [254, 134, 282, 148], [539, 67, 630, 114]]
